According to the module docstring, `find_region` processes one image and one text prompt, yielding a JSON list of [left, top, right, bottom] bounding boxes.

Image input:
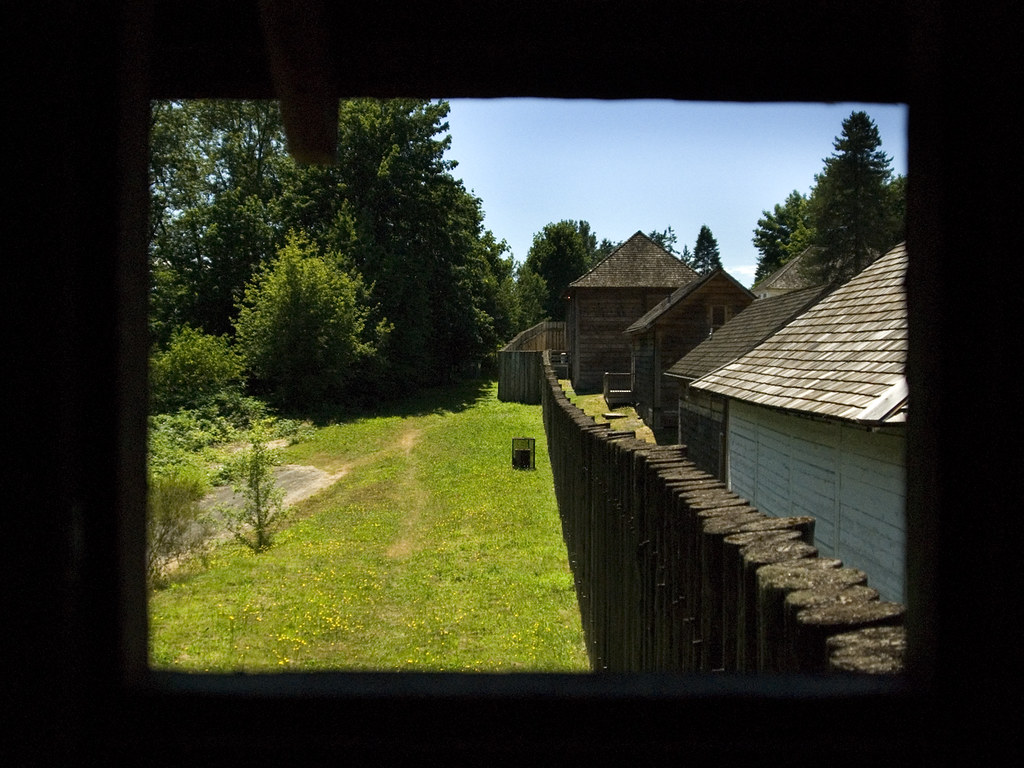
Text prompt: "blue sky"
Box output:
[[442, 99, 908, 287]]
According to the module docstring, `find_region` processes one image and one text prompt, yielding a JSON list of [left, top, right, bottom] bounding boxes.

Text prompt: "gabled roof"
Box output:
[[664, 284, 829, 381], [750, 246, 821, 295], [568, 231, 698, 290], [624, 268, 755, 335], [692, 242, 908, 425]]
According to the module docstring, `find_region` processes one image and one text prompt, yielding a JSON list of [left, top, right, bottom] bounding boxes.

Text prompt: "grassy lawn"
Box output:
[[149, 380, 590, 673], [558, 380, 672, 444]]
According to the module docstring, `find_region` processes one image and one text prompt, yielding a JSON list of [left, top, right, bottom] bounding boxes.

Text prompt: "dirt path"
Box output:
[[385, 427, 427, 558]]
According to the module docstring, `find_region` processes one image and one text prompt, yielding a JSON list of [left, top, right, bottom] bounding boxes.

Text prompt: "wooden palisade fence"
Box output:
[[497, 321, 566, 404], [537, 351, 905, 674]]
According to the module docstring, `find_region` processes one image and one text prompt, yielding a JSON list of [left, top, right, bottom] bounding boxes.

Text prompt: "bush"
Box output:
[[219, 420, 288, 551], [147, 465, 213, 588], [148, 409, 239, 472], [233, 232, 376, 410], [150, 325, 245, 413]]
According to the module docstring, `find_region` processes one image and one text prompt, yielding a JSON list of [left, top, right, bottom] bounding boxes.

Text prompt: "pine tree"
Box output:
[[752, 190, 813, 281], [691, 225, 722, 274], [804, 111, 902, 285], [647, 227, 679, 255]]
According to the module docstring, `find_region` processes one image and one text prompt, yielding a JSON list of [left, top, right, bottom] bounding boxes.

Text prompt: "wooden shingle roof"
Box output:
[[568, 231, 698, 290], [750, 246, 821, 295], [664, 284, 829, 381], [692, 242, 908, 424], [625, 268, 755, 335]]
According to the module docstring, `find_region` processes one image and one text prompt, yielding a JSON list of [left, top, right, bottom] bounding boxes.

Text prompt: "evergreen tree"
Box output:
[[691, 225, 722, 274], [752, 190, 813, 281], [647, 227, 679, 255], [679, 244, 693, 268], [803, 111, 902, 285]]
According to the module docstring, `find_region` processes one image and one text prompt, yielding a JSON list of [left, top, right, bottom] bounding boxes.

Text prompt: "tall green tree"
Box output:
[[679, 244, 693, 266], [803, 111, 903, 285], [149, 101, 287, 342], [522, 220, 595, 321], [150, 98, 512, 398], [691, 225, 723, 274], [233, 232, 380, 410], [280, 99, 511, 388], [752, 190, 814, 281], [512, 264, 548, 331]]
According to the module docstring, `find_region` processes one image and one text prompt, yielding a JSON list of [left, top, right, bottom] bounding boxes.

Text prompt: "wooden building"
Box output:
[[750, 247, 821, 299], [566, 231, 697, 393], [664, 285, 827, 476], [623, 268, 754, 430], [691, 243, 908, 601]]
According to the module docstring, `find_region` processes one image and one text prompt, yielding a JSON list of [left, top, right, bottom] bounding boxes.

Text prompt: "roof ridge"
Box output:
[[625, 267, 755, 334], [690, 242, 909, 423], [567, 230, 698, 290]]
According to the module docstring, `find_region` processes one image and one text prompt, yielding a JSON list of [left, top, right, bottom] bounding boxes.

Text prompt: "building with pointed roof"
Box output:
[[664, 284, 829, 476], [623, 268, 754, 430], [691, 242, 908, 600], [566, 231, 697, 392], [750, 246, 822, 299]]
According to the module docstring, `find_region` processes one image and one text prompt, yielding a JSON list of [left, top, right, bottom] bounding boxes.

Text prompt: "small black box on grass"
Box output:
[[512, 437, 535, 470]]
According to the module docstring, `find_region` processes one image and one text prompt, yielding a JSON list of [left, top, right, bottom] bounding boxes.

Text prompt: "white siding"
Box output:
[[727, 399, 906, 602]]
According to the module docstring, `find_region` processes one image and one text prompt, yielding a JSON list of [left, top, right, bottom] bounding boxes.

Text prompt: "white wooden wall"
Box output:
[[726, 399, 906, 602]]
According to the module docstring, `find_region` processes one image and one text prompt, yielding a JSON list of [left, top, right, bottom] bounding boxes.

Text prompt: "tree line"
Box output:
[[149, 102, 902, 418], [150, 99, 518, 413], [514, 112, 904, 328]]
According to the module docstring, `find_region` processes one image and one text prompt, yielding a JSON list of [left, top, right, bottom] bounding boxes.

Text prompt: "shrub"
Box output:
[[148, 409, 238, 472], [219, 420, 288, 551], [147, 465, 213, 588], [233, 232, 375, 410], [150, 325, 245, 413]]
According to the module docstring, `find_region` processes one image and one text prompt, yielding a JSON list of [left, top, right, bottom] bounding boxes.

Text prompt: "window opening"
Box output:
[[145, 98, 909, 677]]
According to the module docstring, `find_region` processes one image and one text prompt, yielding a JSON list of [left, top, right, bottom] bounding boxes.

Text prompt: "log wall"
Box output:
[[539, 352, 905, 674]]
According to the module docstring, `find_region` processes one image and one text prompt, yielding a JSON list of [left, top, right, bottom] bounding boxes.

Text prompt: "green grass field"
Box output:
[[149, 380, 590, 673]]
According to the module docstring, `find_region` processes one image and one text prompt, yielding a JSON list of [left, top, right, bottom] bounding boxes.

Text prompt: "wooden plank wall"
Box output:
[[678, 387, 726, 479], [497, 321, 566, 403], [573, 290, 670, 392], [497, 350, 543, 404], [727, 400, 907, 602], [540, 352, 906, 674]]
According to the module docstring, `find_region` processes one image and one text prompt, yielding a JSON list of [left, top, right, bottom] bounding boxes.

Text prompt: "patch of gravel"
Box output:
[[200, 464, 345, 511]]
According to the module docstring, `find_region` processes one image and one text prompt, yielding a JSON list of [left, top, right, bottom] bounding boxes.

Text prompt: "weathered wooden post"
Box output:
[[697, 507, 765, 671], [755, 561, 858, 673], [793, 600, 905, 673], [826, 625, 906, 674], [782, 585, 880, 672], [733, 537, 818, 672]]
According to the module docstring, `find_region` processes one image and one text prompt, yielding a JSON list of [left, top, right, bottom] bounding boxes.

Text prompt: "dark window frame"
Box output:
[[16, 1, 1022, 762]]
